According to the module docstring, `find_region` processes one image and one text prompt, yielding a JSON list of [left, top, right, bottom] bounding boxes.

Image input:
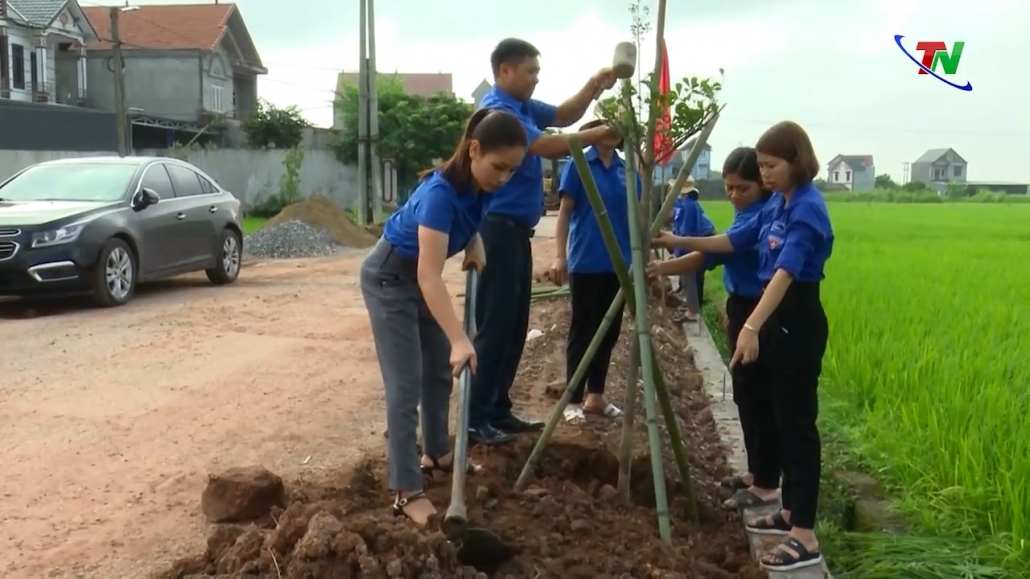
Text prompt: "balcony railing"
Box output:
[[54, 85, 88, 106]]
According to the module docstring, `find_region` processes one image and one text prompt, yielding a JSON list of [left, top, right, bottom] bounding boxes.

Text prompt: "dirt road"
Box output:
[[0, 220, 559, 578]]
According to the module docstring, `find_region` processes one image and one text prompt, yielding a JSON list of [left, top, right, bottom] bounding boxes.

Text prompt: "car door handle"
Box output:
[[208, 206, 218, 213], [176, 213, 186, 220]]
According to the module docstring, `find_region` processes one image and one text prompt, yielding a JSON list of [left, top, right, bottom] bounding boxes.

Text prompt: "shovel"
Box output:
[[442, 269, 516, 573]]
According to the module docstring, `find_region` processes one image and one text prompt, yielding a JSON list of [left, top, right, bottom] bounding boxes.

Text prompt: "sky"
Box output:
[[85, 0, 1029, 183]]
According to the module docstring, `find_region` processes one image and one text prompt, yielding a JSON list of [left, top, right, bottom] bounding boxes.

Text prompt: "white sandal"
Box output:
[[563, 405, 586, 423], [586, 402, 623, 418]]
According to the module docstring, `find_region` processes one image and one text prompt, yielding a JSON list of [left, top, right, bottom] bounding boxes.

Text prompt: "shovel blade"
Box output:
[[453, 527, 516, 573]]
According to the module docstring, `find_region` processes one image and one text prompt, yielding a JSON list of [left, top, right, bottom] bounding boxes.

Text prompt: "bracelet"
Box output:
[[743, 323, 758, 333]]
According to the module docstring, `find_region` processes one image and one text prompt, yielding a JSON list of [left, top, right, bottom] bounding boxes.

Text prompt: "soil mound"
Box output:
[[157, 299, 765, 579], [266, 196, 378, 248]]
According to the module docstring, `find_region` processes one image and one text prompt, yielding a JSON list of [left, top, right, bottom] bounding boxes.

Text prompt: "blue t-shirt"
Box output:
[[672, 195, 716, 257], [703, 197, 768, 298], [558, 147, 641, 273], [478, 85, 558, 228], [726, 182, 834, 283], [382, 171, 490, 261]]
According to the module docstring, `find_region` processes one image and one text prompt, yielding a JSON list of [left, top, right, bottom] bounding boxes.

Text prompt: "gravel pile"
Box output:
[[244, 220, 344, 259]]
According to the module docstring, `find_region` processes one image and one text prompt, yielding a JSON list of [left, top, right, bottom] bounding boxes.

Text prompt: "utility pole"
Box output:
[[110, 7, 128, 156], [367, 0, 383, 223], [356, 0, 370, 225], [355, 0, 382, 225]]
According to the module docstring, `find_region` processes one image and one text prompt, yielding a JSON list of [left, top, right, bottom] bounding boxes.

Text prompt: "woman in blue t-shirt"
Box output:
[[648, 148, 781, 511], [652, 122, 833, 572], [669, 180, 715, 321], [360, 109, 527, 526], [550, 119, 631, 423]]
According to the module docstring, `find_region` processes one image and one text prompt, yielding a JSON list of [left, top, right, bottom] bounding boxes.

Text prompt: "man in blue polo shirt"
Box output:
[[469, 38, 622, 446]]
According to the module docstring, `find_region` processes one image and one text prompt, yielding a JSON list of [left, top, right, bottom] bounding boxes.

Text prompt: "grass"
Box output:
[[243, 216, 268, 235], [699, 201, 1030, 577]]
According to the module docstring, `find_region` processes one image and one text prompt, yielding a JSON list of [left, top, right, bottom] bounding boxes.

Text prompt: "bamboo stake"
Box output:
[[624, 124, 672, 543], [618, 83, 644, 503], [640, 0, 667, 255], [618, 338, 639, 501], [514, 115, 721, 510]]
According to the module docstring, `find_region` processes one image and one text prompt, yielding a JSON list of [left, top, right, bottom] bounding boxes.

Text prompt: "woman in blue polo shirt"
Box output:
[[670, 180, 715, 321], [648, 147, 781, 511], [651, 122, 833, 572], [550, 119, 634, 423], [360, 109, 527, 526]]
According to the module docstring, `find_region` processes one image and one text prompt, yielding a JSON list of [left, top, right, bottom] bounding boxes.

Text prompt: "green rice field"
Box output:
[[702, 201, 1030, 577]]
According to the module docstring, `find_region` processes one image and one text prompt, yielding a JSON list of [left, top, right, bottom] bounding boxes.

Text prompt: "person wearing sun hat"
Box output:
[[669, 179, 716, 320], [550, 117, 635, 423]]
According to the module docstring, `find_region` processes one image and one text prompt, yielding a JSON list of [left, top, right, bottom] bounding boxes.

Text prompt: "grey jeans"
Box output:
[[360, 240, 453, 492], [679, 274, 700, 312]]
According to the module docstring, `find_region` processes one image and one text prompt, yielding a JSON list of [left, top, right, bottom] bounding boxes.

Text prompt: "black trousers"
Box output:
[[469, 215, 534, 429], [725, 293, 781, 490], [566, 272, 625, 404], [758, 281, 828, 530]]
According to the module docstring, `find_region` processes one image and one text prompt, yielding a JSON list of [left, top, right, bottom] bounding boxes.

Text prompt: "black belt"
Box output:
[[486, 214, 535, 238]]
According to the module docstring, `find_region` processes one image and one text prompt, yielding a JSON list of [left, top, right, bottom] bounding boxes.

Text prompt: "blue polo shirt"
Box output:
[[478, 86, 558, 228], [382, 171, 490, 261], [558, 147, 641, 273], [671, 194, 716, 258], [703, 197, 768, 298], [726, 182, 834, 283]]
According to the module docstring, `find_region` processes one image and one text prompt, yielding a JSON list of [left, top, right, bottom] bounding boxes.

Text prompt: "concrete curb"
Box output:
[[683, 318, 832, 579]]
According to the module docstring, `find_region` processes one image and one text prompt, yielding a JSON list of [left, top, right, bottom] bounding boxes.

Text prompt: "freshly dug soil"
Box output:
[[266, 196, 378, 248], [157, 297, 764, 578]]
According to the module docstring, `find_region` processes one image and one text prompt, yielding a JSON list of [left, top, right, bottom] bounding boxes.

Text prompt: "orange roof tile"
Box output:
[[82, 3, 234, 51]]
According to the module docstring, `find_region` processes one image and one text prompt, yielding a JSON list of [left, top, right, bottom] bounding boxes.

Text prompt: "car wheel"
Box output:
[[91, 238, 137, 307], [206, 228, 242, 285]]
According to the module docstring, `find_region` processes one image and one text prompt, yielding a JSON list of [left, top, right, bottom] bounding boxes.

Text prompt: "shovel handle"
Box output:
[[445, 270, 477, 538]]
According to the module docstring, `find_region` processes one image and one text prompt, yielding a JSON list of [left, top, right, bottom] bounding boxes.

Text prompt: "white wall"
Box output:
[[0, 149, 364, 211]]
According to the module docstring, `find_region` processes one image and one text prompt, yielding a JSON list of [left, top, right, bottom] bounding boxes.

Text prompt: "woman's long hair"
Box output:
[[419, 109, 527, 190]]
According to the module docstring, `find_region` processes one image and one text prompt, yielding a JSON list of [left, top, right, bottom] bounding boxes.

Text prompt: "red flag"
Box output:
[[654, 39, 675, 167]]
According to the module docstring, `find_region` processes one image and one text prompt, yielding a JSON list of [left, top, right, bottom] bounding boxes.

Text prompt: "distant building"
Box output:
[[911, 148, 967, 185], [826, 154, 875, 191], [333, 71, 453, 130], [664, 137, 712, 181], [471, 78, 491, 106], [83, 3, 266, 123]]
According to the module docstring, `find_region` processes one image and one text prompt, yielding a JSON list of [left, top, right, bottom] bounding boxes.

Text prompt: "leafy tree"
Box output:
[[875, 173, 898, 189], [332, 77, 473, 188], [241, 100, 310, 149]]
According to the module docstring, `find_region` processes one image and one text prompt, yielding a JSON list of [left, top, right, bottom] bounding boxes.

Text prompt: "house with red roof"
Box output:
[[826, 154, 875, 191], [81, 2, 265, 133]]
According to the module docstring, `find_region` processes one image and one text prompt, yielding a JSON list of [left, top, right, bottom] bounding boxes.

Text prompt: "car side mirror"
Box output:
[[134, 187, 160, 210]]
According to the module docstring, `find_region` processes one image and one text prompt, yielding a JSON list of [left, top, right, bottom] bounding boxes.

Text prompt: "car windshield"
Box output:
[[0, 163, 139, 202]]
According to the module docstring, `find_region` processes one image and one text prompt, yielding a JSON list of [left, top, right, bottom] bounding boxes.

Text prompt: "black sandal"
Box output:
[[720, 474, 750, 491], [392, 491, 429, 519], [761, 537, 823, 571], [421, 455, 480, 477], [722, 488, 779, 510], [745, 510, 792, 535]]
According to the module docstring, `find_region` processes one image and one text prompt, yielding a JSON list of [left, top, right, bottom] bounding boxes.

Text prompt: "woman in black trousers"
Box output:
[[651, 122, 833, 572], [648, 147, 780, 510], [550, 120, 632, 421]]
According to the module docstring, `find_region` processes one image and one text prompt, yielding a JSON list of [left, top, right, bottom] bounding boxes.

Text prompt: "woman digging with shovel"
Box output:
[[359, 109, 528, 526]]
